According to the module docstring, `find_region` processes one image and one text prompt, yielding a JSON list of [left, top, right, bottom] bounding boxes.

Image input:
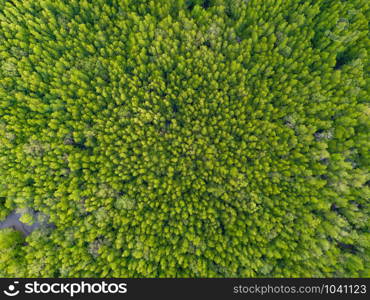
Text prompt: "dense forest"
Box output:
[[0, 0, 369, 277]]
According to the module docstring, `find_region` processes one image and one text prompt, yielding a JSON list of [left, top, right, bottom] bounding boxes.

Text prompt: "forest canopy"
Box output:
[[0, 0, 369, 277]]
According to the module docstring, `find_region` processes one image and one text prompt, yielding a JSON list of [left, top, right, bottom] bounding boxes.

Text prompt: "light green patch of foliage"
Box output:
[[0, 228, 26, 277], [0, 0, 369, 277], [19, 213, 34, 225]]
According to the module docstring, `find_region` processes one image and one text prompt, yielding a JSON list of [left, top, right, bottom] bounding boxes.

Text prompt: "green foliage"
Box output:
[[19, 213, 34, 225], [0, 228, 26, 277], [0, 0, 369, 277]]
